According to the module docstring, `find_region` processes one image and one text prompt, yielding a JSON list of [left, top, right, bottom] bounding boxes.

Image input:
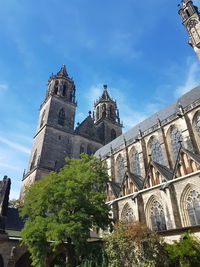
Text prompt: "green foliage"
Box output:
[[104, 221, 168, 267], [165, 232, 200, 267], [20, 154, 111, 267], [77, 242, 108, 267]]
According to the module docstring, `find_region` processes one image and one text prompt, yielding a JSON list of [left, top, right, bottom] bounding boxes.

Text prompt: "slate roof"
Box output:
[[95, 85, 200, 158], [5, 208, 24, 231], [109, 181, 121, 197], [152, 162, 173, 181], [129, 172, 144, 190], [182, 148, 200, 164]]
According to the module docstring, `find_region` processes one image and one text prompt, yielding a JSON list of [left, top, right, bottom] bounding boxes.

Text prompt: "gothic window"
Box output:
[[150, 200, 166, 231], [40, 110, 45, 128], [194, 112, 200, 134], [87, 144, 92, 155], [96, 106, 100, 120], [30, 150, 37, 170], [186, 190, 200, 226], [63, 84, 67, 96], [0, 255, 3, 267], [102, 103, 106, 117], [149, 137, 163, 164], [54, 80, 59, 95], [80, 144, 85, 154], [116, 154, 125, 183], [111, 129, 116, 141], [121, 203, 135, 223], [130, 149, 141, 175], [187, 19, 198, 30], [58, 108, 65, 126], [110, 105, 115, 119], [170, 126, 183, 160]]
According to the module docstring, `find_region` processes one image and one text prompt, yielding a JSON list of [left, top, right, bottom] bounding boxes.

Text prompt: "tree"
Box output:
[[104, 221, 168, 267], [20, 154, 111, 267], [165, 232, 200, 267]]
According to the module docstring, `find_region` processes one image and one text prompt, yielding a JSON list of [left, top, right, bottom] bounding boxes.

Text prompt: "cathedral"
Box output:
[[0, 0, 200, 266]]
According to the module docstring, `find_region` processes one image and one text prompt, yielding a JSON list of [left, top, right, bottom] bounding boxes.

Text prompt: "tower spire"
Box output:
[[57, 64, 68, 77], [178, 0, 200, 60]]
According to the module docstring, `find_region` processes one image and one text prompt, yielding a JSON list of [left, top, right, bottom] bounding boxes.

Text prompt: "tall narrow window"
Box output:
[[186, 190, 200, 226], [130, 149, 141, 175], [111, 129, 116, 141], [58, 108, 65, 126], [121, 203, 135, 223], [40, 110, 45, 128], [116, 154, 125, 183], [80, 144, 85, 154], [87, 144, 92, 155], [195, 112, 200, 133], [96, 106, 100, 120], [63, 84, 67, 96], [54, 80, 59, 95], [30, 150, 37, 170], [150, 200, 166, 231], [170, 126, 183, 160], [149, 137, 163, 164]]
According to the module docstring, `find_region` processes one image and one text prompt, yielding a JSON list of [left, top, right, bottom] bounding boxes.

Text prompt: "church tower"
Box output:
[[179, 0, 200, 60], [21, 65, 76, 194], [94, 85, 122, 144]]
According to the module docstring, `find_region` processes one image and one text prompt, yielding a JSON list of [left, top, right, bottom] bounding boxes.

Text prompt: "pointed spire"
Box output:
[[99, 84, 112, 101], [57, 64, 68, 77]]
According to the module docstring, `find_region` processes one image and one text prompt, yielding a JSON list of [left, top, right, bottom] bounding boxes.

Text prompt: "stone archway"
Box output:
[[0, 255, 4, 267], [15, 252, 32, 267]]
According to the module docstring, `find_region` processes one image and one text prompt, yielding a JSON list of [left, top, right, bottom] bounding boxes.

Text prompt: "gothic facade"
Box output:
[[95, 84, 200, 241]]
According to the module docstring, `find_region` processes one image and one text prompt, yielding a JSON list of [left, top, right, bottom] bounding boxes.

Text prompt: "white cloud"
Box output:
[[175, 60, 200, 97], [0, 83, 8, 91], [0, 136, 30, 154], [85, 84, 103, 105]]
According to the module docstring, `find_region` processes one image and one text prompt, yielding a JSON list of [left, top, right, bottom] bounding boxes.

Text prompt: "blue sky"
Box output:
[[1, 0, 200, 199]]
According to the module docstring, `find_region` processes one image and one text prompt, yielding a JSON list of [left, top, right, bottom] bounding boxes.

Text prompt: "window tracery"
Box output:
[[121, 203, 135, 222], [130, 149, 141, 175], [58, 108, 65, 126], [116, 154, 125, 183], [170, 127, 183, 160], [150, 200, 166, 231], [195, 113, 200, 133], [149, 137, 163, 164], [186, 190, 200, 226]]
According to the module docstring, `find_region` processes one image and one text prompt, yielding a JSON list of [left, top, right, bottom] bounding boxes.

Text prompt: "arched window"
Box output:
[[87, 144, 92, 155], [194, 112, 200, 134], [0, 255, 3, 267], [80, 144, 85, 154], [110, 105, 115, 119], [170, 126, 183, 160], [111, 129, 116, 141], [58, 108, 65, 126], [121, 203, 135, 223], [130, 149, 141, 175], [150, 200, 166, 231], [149, 137, 163, 164], [102, 103, 106, 117], [63, 84, 67, 96], [116, 154, 125, 183], [30, 150, 37, 171], [54, 80, 59, 95], [40, 110, 45, 128], [96, 106, 100, 120], [186, 190, 200, 226]]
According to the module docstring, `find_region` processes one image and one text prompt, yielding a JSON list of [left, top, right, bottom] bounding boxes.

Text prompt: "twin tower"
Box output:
[[21, 65, 122, 193]]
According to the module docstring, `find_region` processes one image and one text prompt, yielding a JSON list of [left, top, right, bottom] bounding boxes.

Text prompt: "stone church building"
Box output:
[[1, 0, 200, 266]]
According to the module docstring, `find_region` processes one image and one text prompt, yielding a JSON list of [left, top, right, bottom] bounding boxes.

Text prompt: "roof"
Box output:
[[152, 162, 173, 181], [5, 208, 24, 231], [95, 85, 200, 158]]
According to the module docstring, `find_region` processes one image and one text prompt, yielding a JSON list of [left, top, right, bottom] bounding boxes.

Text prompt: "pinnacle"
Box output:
[[57, 64, 68, 77]]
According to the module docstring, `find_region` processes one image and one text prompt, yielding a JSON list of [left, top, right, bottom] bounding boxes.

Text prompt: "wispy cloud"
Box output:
[[0, 136, 30, 154], [175, 60, 200, 97], [0, 83, 8, 92]]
